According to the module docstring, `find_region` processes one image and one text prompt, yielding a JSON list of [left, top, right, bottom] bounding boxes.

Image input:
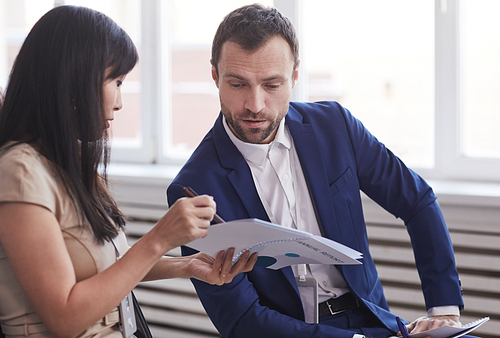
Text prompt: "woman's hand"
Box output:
[[149, 196, 216, 253], [186, 249, 258, 285]]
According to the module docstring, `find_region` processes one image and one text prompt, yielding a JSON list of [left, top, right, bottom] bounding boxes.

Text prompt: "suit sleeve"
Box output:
[[168, 182, 360, 338], [339, 105, 463, 310]]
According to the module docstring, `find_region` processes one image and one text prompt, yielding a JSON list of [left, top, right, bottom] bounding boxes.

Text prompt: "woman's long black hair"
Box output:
[[0, 6, 138, 243]]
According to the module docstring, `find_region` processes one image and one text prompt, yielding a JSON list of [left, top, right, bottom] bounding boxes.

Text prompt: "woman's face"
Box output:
[[103, 69, 127, 129]]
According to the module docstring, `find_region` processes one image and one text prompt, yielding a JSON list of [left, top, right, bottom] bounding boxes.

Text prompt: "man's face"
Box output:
[[212, 36, 299, 144]]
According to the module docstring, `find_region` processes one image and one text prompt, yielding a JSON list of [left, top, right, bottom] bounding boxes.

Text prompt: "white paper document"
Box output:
[[185, 218, 363, 269], [409, 317, 489, 338]]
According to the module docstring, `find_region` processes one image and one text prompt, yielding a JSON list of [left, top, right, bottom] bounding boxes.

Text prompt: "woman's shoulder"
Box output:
[[0, 141, 60, 210], [0, 141, 51, 176]]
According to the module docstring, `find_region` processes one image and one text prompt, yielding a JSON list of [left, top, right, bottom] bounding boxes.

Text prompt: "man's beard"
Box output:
[[221, 103, 286, 144]]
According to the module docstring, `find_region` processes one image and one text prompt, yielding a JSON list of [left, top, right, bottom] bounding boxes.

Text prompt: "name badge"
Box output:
[[296, 276, 319, 324], [119, 292, 137, 338]]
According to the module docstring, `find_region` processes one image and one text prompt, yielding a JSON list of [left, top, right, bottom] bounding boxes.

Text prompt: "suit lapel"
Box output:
[[213, 115, 270, 222], [286, 110, 341, 243]]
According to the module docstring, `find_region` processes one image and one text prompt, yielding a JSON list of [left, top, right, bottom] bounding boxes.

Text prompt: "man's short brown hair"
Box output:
[[211, 4, 299, 75]]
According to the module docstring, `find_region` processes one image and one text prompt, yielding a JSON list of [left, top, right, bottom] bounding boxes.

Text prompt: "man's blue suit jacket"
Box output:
[[167, 101, 463, 338]]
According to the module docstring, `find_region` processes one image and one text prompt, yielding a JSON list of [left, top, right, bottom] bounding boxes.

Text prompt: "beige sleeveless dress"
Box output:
[[0, 142, 129, 338]]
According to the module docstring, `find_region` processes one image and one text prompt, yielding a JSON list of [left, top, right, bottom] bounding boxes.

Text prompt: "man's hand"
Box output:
[[406, 315, 461, 335]]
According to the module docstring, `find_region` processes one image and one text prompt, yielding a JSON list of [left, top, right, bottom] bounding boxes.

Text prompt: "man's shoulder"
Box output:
[[289, 101, 347, 122], [289, 100, 343, 112], [287, 101, 356, 134]]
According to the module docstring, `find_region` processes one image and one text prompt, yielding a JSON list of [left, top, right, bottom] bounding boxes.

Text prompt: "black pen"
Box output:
[[182, 186, 225, 224], [396, 317, 410, 338]]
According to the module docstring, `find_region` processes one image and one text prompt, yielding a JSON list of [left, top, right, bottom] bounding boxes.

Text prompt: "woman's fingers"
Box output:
[[184, 195, 217, 222], [203, 249, 258, 285], [219, 248, 236, 277], [152, 195, 217, 251], [231, 250, 257, 273]]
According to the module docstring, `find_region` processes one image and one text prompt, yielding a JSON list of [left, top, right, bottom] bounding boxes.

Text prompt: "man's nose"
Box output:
[[244, 87, 265, 113]]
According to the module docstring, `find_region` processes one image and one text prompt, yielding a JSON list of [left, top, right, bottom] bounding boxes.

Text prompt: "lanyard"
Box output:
[[111, 237, 137, 338]]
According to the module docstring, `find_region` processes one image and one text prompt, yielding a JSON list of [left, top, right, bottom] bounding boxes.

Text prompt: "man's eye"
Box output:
[[230, 83, 243, 88], [267, 84, 279, 89]]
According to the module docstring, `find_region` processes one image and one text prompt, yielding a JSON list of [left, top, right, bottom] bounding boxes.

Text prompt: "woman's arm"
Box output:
[[0, 195, 244, 338]]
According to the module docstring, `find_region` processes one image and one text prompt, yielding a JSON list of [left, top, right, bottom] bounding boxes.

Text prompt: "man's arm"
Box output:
[[338, 104, 463, 315]]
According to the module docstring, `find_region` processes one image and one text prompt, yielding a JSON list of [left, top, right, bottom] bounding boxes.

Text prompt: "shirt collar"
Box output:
[[223, 116, 291, 166]]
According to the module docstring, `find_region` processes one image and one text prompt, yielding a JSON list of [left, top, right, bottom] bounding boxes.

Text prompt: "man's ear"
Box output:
[[292, 60, 300, 88], [210, 59, 219, 88]]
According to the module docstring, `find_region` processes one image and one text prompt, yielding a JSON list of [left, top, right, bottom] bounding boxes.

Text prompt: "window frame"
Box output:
[[433, 0, 500, 182], [110, 0, 161, 163]]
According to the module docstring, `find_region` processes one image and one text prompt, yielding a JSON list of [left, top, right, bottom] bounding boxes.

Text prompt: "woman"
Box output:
[[0, 6, 256, 338]]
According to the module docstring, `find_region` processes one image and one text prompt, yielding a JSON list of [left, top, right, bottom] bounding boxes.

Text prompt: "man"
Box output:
[[167, 4, 465, 338]]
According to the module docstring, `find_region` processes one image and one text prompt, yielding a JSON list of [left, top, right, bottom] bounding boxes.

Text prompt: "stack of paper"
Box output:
[[185, 218, 363, 270]]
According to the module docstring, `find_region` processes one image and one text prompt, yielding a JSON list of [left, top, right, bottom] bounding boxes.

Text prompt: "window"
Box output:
[[1, 0, 500, 182], [433, 0, 500, 181], [153, 0, 500, 182], [62, 0, 144, 159], [0, 0, 146, 160], [159, 0, 274, 160], [460, 0, 500, 159], [0, 0, 54, 88], [301, 0, 434, 169]]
